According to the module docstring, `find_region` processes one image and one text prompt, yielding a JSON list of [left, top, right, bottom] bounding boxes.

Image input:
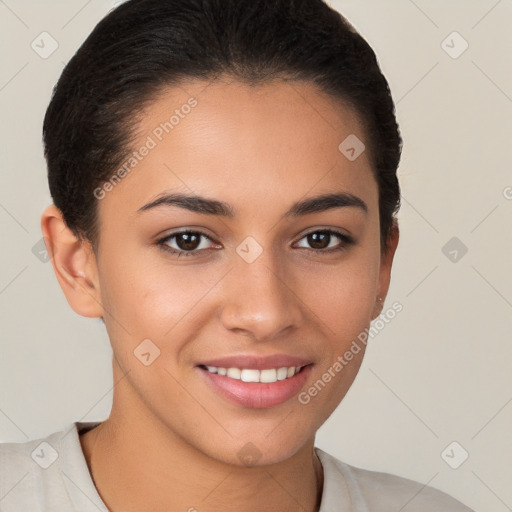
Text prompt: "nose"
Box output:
[[219, 247, 304, 341]]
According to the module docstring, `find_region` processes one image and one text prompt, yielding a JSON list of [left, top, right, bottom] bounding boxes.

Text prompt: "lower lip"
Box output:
[[198, 365, 313, 409]]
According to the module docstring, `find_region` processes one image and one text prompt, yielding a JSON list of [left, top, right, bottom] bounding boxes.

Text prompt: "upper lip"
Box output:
[[197, 354, 312, 370]]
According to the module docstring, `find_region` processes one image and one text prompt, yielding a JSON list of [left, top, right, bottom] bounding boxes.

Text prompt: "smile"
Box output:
[[197, 361, 313, 408], [202, 365, 302, 383]]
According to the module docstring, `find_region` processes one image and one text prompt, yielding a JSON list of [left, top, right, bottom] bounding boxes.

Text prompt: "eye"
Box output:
[[157, 228, 354, 258], [294, 229, 353, 253], [157, 230, 217, 257]]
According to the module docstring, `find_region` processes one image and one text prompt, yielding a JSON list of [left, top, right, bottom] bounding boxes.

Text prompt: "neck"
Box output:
[[79, 370, 324, 512]]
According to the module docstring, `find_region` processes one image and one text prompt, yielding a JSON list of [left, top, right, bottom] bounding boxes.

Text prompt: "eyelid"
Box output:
[[293, 228, 354, 251], [156, 227, 354, 258], [296, 226, 353, 242], [157, 229, 219, 254]]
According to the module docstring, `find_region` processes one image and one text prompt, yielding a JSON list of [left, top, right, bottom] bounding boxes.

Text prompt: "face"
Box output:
[[80, 77, 395, 466]]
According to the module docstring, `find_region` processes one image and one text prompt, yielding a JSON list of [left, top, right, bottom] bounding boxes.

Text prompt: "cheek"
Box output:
[[296, 252, 380, 342], [294, 257, 377, 424], [97, 249, 223, 363]]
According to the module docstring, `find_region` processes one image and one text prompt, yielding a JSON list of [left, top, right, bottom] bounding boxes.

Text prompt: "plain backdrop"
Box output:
[[1, 1, 511, 511]]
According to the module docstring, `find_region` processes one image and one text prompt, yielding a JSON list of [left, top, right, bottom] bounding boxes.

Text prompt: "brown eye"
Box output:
[[157, 230, 216, 257], [295, 229, 353, 252], [306, 231, 331, 249], [174, 232, 201, 251]]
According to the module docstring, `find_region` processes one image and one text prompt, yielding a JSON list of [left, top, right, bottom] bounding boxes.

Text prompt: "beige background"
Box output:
[[1, 1, 511, 510]]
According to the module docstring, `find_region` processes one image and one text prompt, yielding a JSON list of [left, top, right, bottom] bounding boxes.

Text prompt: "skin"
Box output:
[[41, 76, 399, 512]]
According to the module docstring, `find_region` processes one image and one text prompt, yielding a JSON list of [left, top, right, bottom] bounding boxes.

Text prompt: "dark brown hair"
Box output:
[[43, 0, 401, 253]]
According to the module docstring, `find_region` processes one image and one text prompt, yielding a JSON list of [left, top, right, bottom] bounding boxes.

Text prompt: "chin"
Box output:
[[194, 428, 315, 468]]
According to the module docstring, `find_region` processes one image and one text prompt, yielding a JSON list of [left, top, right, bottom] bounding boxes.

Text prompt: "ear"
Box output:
[[372, 220, 399, 320], [41, 204, 104, 318]]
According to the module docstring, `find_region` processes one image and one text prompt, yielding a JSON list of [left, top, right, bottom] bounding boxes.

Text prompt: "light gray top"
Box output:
[[0, 422, 474, 511]]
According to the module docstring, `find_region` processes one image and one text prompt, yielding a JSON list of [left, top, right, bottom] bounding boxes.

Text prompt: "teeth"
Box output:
[[241, 369, 261, 382], [277, 367, 288, 380], [227, 367, 241, 379], [204, 365, 301, 383], [259, 369, 276, 383]]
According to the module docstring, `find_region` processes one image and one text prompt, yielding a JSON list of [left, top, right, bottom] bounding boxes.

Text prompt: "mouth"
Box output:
[[196, 356, 313, 409], [199, 364, 305, 383]]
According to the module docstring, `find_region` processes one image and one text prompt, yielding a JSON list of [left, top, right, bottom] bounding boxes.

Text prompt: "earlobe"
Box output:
[[41, 204, 104, 318], [373, 220, 400, 319], [371, 296, 384, 320]]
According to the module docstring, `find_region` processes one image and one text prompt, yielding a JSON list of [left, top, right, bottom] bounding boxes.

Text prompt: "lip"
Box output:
[[196, 356, 313, 409], [197, 354, 312, 370]]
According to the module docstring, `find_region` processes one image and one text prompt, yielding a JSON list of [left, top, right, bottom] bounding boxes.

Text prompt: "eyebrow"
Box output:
[[137, 191, 368, 218]]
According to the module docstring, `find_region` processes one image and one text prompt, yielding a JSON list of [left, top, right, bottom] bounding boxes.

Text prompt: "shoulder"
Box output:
[[315, 448, 475, 512], [0, 427, 65, 511], [0, 422, 105, 512]]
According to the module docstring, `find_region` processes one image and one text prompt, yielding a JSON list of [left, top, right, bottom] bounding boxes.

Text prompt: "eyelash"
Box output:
[[156, 229, 354, 258]]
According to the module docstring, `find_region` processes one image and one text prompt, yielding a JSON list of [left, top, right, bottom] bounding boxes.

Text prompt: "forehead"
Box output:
[[98, 77, 377, 220]]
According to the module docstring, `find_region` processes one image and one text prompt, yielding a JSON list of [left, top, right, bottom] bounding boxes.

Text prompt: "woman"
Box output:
[[0, 0, 474, 510]]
